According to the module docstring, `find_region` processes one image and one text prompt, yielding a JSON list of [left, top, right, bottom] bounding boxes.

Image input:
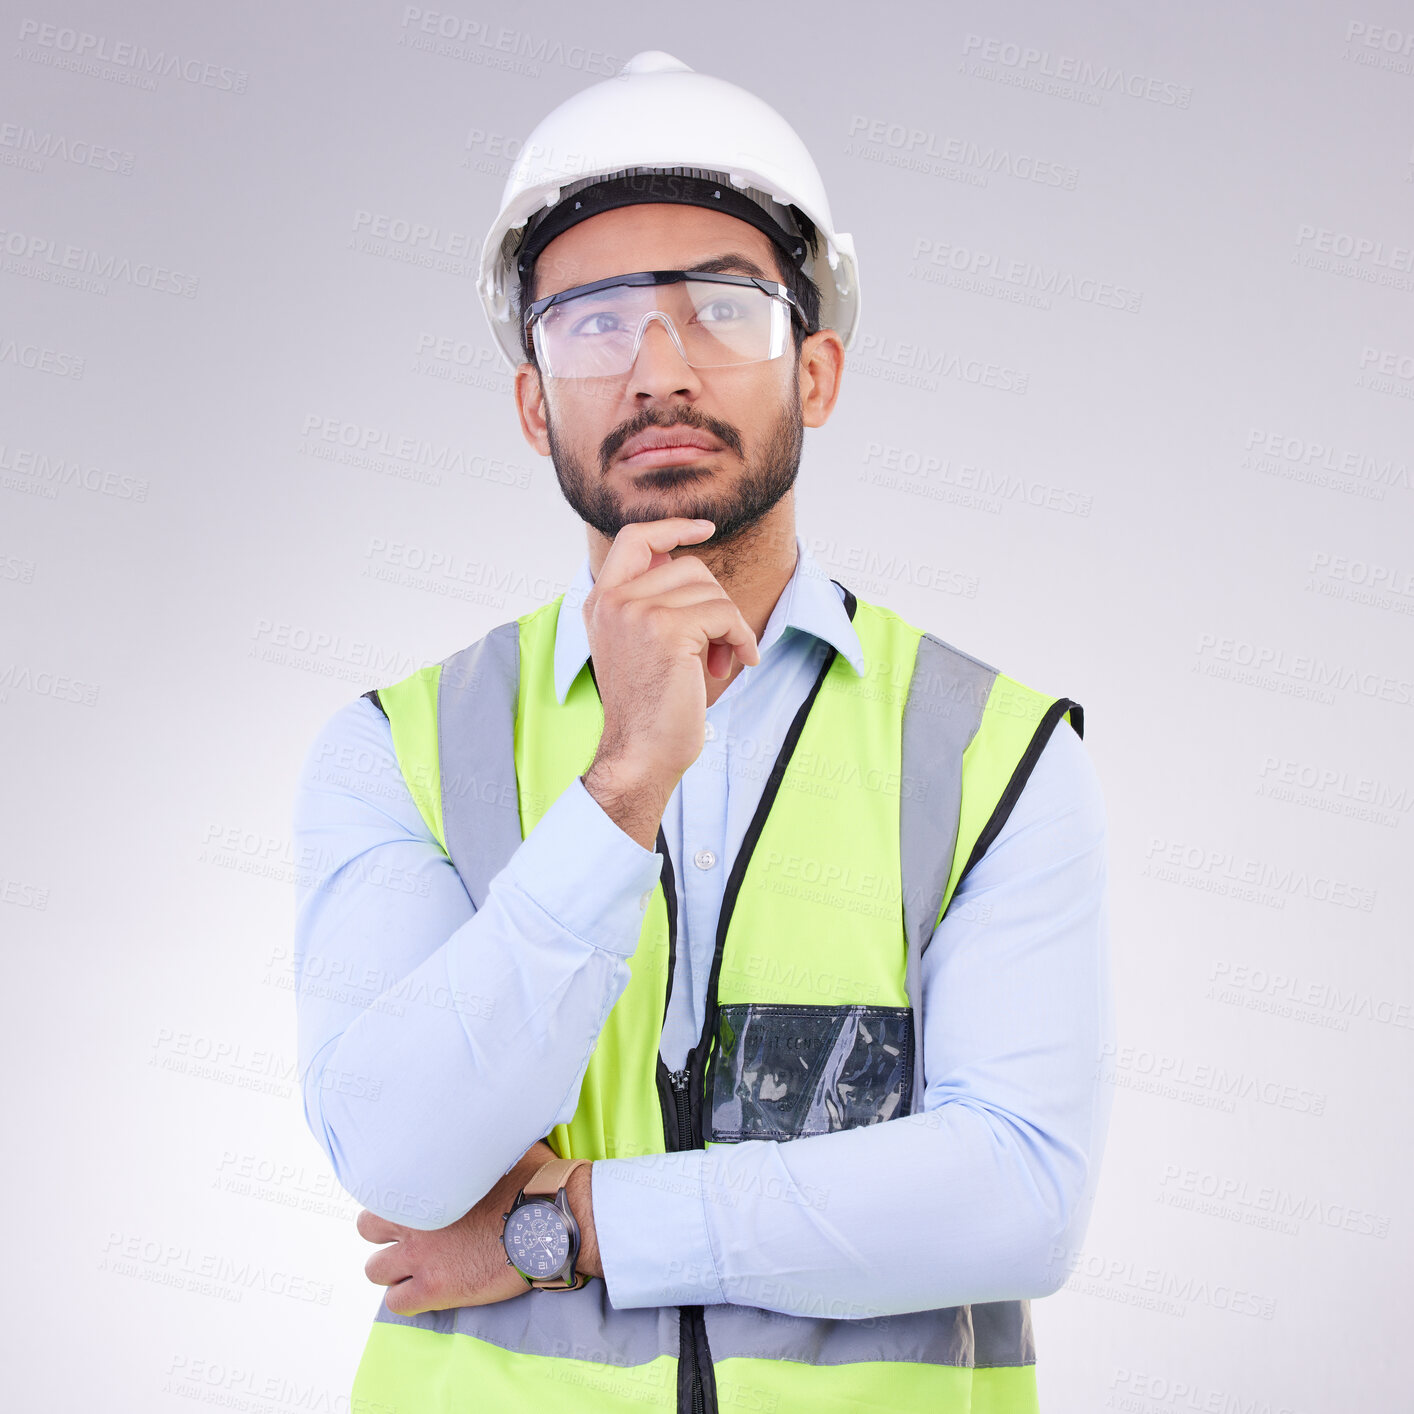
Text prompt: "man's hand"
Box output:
[[581, 517, 761, 849], [357, 1140, 601, 1315]]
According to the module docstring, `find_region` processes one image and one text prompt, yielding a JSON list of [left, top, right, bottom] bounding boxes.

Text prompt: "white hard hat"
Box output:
[[477, 50, 861, 370]]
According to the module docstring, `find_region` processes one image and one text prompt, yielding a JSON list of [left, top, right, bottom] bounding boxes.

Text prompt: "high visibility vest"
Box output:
[[348, 580, 1082, 1414]]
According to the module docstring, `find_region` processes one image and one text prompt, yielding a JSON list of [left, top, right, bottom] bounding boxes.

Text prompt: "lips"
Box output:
[[618, 427, 723, 466]]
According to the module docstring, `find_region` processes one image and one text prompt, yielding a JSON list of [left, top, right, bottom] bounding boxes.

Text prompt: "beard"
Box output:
[[544, 369, 804, 557]]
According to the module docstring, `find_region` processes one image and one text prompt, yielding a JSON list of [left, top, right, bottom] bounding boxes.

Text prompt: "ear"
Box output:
[[514, 362, 551, 455], [797, 329, 845, 428]]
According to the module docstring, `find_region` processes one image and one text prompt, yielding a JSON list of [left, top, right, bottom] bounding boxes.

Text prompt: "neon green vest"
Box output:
[[350, 581, 1081, 1414]]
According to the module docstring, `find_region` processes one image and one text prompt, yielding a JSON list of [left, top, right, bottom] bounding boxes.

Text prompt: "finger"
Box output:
[[662, 600, 761, 666], [706, 641, 736, 680], [606, 555, 721, 603], [356, 1209, 403, 1245], [594, 519, 715, 592], [617, 583, 740, 619], [364, 1244, 412, 1288], [382, 1274, 425, 1317]]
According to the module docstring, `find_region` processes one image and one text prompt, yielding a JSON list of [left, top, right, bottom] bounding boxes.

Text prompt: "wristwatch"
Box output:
[[500, 1157, 590, 1291]]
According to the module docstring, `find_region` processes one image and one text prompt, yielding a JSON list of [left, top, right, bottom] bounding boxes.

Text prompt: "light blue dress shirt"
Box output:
[[292, 530, 1113, 1318]]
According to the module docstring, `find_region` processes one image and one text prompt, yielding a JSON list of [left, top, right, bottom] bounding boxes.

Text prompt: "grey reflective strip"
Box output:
[[374, 1284, 679, 1365], [378, 1294, 1032, 1374], [898, 632, 996, 1116], [972, 1299, 1036, 1366], [438, 621, 524, 910], [704, 1302, 973, 1367]]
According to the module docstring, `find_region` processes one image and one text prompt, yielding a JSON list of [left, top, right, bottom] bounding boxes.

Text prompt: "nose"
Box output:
[[626, 311, 702, 402]]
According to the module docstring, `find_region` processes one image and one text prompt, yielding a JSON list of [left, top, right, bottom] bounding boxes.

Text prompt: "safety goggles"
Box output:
[[523, 270, 809, 379]]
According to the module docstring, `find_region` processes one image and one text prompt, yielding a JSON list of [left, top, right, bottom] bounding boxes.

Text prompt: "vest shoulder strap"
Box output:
[[365, 615, 529, 907], [887, 608, 1083, 939]]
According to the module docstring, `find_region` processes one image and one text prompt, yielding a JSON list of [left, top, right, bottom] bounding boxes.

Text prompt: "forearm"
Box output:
[[590, 1086, 1106, 1317], [591, 722, 1111, 1316], [295, 700, 663, 1228], [303, 870, 637, 1227]]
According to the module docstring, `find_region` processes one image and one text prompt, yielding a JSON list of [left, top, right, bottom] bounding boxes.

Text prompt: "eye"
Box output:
[[568, 310, 626, 337], [695, 299, 745, 324]]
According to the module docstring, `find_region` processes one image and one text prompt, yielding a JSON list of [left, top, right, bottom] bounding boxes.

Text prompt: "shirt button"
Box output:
[[638, 888, 653, 911], [693, 849, 717, 870], [703, 721, 716, 742]]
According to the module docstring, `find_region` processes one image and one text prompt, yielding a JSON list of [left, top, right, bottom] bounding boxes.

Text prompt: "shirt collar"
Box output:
[[553, 531, 865, 705]]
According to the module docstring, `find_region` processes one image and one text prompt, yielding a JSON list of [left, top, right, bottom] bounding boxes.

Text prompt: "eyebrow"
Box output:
[[535, 253, 777, 308], [687, 253, 772, 279]]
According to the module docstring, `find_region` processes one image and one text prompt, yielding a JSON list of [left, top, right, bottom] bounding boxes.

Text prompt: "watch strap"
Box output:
[[532, 1269, 587, 1291], [523, 1156, 589, 1199]]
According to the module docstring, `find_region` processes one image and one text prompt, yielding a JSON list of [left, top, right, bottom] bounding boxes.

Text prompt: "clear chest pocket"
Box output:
[[707, 1003, 915, 1142]]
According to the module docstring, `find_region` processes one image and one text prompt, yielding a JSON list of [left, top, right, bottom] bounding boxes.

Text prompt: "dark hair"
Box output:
[[517, 204, 824, 366]]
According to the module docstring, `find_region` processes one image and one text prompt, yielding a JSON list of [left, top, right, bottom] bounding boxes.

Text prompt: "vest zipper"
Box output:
[[668, 1067, 693, 1144]]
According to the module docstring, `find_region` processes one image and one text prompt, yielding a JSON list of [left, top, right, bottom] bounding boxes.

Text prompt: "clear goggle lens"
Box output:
[[530, 275, 794, 379]]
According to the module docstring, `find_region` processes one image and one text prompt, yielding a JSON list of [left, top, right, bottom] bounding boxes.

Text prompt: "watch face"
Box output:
[[504, 1200, 570, 1280]]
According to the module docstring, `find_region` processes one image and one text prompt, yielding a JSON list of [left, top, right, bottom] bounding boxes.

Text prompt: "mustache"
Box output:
[[599, 407, 744, 474]]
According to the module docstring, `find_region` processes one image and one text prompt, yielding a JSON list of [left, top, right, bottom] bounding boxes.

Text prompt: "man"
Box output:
[[292, 50, 1112, 1414]]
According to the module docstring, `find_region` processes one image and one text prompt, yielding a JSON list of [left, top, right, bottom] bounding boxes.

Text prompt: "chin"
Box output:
[[624, 464, 716, 489]]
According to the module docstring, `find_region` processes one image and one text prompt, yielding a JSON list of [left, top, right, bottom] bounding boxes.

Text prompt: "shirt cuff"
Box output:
[[499, 774, 663, 958], [592, 1150, 726, 1309]]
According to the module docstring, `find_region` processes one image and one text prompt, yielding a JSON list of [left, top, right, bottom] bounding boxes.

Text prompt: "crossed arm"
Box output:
[[293, 695, 1112, 1318], [356, 1138, 598, 1315]]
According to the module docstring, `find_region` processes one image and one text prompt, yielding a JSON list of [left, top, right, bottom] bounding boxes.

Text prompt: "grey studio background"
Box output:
[[4, 2, 1411, 1410]]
